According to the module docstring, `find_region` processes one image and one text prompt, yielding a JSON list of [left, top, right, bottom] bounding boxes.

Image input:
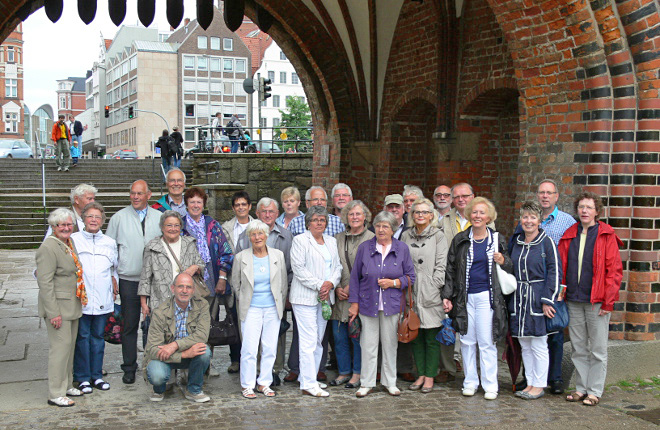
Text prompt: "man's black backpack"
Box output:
[[225, 119, 237, 134], [167, 136, 178, 157]]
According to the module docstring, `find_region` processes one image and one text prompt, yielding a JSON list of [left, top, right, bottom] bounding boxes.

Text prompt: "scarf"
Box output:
[[186, 214, 211, 280], [63, 237, 88, 306]]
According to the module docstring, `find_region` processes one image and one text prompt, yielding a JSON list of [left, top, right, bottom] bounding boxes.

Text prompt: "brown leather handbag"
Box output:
[[397, 276, 420, 343]]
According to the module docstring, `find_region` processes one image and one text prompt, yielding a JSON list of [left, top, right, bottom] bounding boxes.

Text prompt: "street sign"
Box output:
[[243, 78, 256, 94]]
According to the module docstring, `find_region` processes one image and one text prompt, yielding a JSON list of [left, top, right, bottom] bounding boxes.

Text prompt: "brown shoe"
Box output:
[[455, 360, 463, 372], [317, 371, 327, 382], [434, 371, 456, 384], [398, 373, 415, 382], [283, 371, 298, 382]]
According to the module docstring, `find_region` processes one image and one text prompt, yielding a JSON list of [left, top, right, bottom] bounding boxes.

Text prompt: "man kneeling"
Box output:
[[145, 273, 211, 402]]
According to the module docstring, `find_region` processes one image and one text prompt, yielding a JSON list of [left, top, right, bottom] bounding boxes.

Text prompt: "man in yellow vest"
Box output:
[[51, 114, 71, 172]]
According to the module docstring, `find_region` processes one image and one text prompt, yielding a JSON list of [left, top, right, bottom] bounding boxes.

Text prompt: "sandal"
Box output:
[[78, 381, 93, 394], [93, 379, 110, 391], [241, 387, 257, 399], [257, 385, 276, 397], [583, 395, 600, 406], [566, 391, 586, 402], [329, 376, 351, 386], [48, 396, 75, 407]]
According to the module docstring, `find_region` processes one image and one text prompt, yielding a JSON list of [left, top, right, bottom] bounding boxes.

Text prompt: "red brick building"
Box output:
[[0, 23, 23, 138], [56, 76, 86, 119]]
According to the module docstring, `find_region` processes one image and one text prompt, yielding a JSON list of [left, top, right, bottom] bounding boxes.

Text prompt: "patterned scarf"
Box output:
[[186, 214, 211, 280], [65, 238, 88, 306]]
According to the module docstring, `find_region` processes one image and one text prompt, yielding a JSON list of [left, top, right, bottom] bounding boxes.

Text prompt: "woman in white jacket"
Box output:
[[289, 206, 342, 397], [71, 202, 118, 394]]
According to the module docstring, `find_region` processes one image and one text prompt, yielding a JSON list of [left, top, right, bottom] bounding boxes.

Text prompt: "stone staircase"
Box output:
[[0, 158, 193, 249]]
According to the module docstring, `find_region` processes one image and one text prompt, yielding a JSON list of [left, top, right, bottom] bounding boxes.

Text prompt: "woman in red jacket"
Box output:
[[557, 191, 622, 407]]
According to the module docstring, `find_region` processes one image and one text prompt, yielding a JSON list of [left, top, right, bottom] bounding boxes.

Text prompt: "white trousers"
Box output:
[[360, 311, 399, 388], [292, 303, 327, 390], [461, 291, 498, 393], [240, 306, 280, 388], [519, 336, 549, 388]]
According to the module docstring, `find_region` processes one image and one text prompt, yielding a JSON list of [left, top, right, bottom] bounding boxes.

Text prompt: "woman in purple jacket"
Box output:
[[348, 211, 415, 398]]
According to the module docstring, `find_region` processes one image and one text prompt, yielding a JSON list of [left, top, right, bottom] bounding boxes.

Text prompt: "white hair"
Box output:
[[48, 208, 75, 228], [246, 219, 270, 238], [331, 183, 352, 198], [70, 183, 98, 205], [256, 197, 279, 212], [166, 168, 187, 184], [305, 185, 327, 201], [403, 185, 424, 199]]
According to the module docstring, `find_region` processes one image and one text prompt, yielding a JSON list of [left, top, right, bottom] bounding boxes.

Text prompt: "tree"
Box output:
[[278, 96, 311, 147]]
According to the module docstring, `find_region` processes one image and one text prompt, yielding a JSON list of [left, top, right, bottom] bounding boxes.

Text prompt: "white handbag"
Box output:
[[493, 232, 517, 295]]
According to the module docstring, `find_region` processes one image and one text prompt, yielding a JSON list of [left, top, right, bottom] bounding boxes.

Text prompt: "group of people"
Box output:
[[36, 173, 622, 408], [211, 112, 248, 153], [51, 114, 84, 171], [156, 126, 184, 173]]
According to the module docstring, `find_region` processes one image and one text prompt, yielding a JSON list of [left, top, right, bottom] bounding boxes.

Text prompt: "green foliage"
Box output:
[[277, 96, 312, 144]]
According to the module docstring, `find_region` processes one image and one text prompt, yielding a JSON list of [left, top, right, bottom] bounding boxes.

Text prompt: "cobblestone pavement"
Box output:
[[0, 250, 657, 429]]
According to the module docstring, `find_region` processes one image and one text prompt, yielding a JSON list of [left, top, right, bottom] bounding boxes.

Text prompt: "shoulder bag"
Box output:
[[164, 240, 210, 298], [208, 295, 240, 346], [539, 238, 570, 333], [493, 232, 517, 295], [397, 276, 421, 343]]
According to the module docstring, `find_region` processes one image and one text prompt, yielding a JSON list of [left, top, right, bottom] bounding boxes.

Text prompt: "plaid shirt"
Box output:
[[541, 206, 577, 245], [174, 301, 191, 340], [287, 213, 346, 237]]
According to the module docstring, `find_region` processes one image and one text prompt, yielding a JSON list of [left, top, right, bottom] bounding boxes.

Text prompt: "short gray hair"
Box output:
[[520, 200, 542, 220], [166, 168, 187, 184], [538, 179, 558, 195], [246, 219, 270, 238], [159, 210, 183, 230], [331, 183, 352, 198], [305, 185, 327, 201], [70, 183, 98, 205], [256, 197, 279, 212], [372, 210, 397, 232], [403, 185, 424, 199], [304, 205, 329, 229], [81, 202, 107, 224], [340, 200, 372, 229], [48, 207, 75, 228], [451, 182, 474, 196]]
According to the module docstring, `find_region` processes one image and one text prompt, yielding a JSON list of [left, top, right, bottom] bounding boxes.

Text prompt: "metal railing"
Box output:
[[186, 125, 314, 155]]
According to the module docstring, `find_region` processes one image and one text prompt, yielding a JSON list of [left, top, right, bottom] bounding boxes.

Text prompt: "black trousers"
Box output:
[[119, 279, 141, 374]]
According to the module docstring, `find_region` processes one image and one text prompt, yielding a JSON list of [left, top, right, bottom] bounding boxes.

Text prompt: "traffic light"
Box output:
[[259, 77, 272, 102], [128, 106, 134, 119], [104, 106, 109, 118]]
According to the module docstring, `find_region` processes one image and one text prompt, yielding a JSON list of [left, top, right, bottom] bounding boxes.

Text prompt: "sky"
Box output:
[[23, 0, 197, 112]]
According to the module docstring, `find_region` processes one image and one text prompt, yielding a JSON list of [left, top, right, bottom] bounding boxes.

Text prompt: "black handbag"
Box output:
[[208, 295, 240, 346]]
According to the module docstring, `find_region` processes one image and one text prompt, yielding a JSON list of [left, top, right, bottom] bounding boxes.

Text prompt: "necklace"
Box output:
[[473, 236, 486, 244]]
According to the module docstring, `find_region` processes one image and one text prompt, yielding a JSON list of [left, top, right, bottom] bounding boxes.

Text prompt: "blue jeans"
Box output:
[[74, 313, 109, 382], [229, 136, 239, 153], [331, 320, 361, 375], [161, 155, 171, 174], [147, 348, 211, 394], [547, 330, 564, 383]]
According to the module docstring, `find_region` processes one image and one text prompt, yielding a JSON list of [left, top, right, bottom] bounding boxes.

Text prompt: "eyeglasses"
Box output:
[[434, 193, 451, 199], [537, 191, 557, 196], [85, 215, 102, 220], [57, 223, 73, 228], [453, 194, 474, 200], [310, 218, 327, 224], [577, 205, 595, 211], [414, 210, 433, 216], [259, 210, 277, 215]]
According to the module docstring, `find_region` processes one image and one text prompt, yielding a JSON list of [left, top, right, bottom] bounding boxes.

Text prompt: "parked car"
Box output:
[[245, 141, 283, 153], [102, 154, 115, 159], [184, 135, 230, 158], [112, 149, 138, 159], [0, 139, 33, 158]]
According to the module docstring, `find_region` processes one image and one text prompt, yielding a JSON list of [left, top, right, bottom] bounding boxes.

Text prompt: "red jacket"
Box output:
[[557, 221, 623, 311], [51, 121, 70, 142]]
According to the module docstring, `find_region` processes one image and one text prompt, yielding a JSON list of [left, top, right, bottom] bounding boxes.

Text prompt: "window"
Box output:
[[121, 83, 128, 99], [260, 118, 267, 127], [7, 47, 14, 63], [261, 99, 266, 107], [210, 58, 221, 72], [235, 59, 246, 73], [223, 82, 234, 95], [210, 37, 220, 50], [183, 79, 195, 94], [59, 95, 67, 109], [292, 73, 299, 84], [197, 56, 207, 70], [272, 95, 280, 107], [223, 38, 233, 51], [183, 56, 195, 69], [129, 79, 137, 95], [4, 112, 18, 133], [122, 62, 129, 76], [210, 81, 222, 95], [280, 72, 286, 84], [5, 79, 17, 98], [223, 59, 233, 72], [106, 91, 112, 104], [196, 80, 208, 94], [185, 130, 195, 141], [129, 56, 138, 70], [185, 104, 195, 117], [280, 51, 287, 60], [268, 71, 275, 82], [273, 118, 280, 127], [198, 36, 207, 49], [234, 82, 244, 95]]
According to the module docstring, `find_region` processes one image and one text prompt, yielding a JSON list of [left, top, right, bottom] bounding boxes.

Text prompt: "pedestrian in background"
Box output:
[[51, 114, 71, 172]]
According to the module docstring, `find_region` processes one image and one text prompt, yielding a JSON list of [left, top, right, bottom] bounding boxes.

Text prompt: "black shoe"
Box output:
[[549, 380, 564, 394], [272, 373, 281, 386], [514, 378, 527, 392], [345, 380, 361, 389], [122, 372, 136, 384]]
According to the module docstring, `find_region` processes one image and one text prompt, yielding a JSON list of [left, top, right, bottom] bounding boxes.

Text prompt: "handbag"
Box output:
[[397, 276, 421, 343], [435, 317, 456, 346], [208, 295, 240, 346], [164, 240, 210, 298], [348, 316, 361, 339], [103, 303, 123, 344], [494, 232, 517, 295], [546, 299, 569, 333]]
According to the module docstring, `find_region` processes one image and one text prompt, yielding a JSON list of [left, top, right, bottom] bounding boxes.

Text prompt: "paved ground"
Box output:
[[0, 250, 657, 429]]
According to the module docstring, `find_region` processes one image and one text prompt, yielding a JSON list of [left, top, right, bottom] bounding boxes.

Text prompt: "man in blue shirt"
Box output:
[[287, 186, 345, 237]]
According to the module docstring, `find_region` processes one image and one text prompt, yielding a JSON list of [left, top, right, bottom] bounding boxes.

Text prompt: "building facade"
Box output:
[[56, 76, 86, 118], [0, 23, 23, 139]]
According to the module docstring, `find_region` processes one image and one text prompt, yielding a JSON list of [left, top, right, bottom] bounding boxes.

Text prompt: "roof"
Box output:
[[237, 21, 272, 75], [104, 39, 112, 50], [166, 20, 198, 44], [68, 77, 87, 93], [133, 40, 178, 53]]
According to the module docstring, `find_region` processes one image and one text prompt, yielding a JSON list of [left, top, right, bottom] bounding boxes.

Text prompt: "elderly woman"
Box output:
[[442, 197, 511, 400], [71, 202, 118, 394], [401, 198, 449, 394], [276, 186, 304, 228], [558, 192, 622, 406], [289, 206, 342, 397], [139, 211, 204, 318], [348, 211, 415, 398], [232, 220, 288, 399], [330, 200, 374, 388], [508, 201, 561, 400], [36, 208, 86, 407]]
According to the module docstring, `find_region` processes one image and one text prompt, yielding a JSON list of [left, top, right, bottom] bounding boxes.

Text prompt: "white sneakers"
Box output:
[[184, 390, 211, 403], [150, 390, 164, 402], [462, 388, 476, 396], [462, 387, 498, 400], [356, 387, 372, 398], [302, 385, 329, 397], [484, 392, 498, 400], [386, 386, 401, 396]]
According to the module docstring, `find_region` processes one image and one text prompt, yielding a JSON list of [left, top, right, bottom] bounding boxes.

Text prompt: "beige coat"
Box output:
[[232, 246, 288, 321], [401, 225, 448, 329], [331, 228, 375, 322], [138, 235, 205, 311], [36, 236, 83, 321]]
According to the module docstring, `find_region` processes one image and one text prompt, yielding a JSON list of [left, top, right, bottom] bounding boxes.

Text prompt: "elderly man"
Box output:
[[331, 183, 353, 216], [433, 185, 452, 217], [377, 194, 408, 240], [106, 180, 161, 384], [152, 168, 187, 216], [440, 182, 495, 245], [508, 179, 576, 395], [44, 184, 97, 237], [235, 197, 294, 385], [145, 273, 211, 403], [403, 185, 424, 214], [288, 186, 345, 237]]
